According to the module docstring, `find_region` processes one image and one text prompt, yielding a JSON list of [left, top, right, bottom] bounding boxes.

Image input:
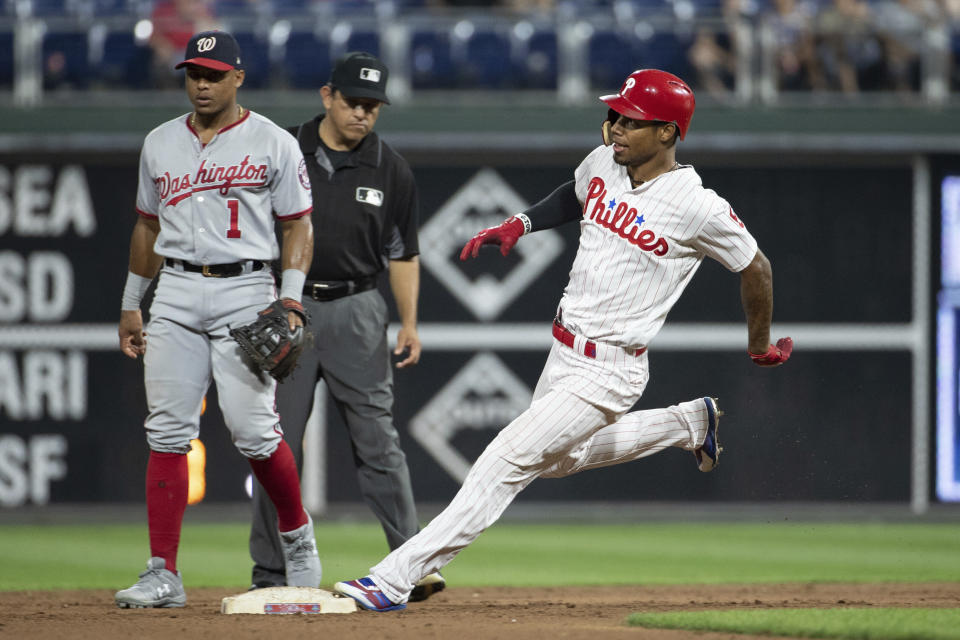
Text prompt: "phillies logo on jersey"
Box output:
[[583, 177, 669, 255], [157, 155, 268, 205]]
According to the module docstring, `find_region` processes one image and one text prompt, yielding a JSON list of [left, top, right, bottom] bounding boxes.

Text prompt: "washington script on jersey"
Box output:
[[583, 176, 669, 255], [157, 155, 269, 206]]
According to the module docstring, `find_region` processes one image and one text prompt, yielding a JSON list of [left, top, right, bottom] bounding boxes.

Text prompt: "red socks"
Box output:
[[248, 440, 308, 532], [146, 451, 188, 573], [144, 440, 305, 573]]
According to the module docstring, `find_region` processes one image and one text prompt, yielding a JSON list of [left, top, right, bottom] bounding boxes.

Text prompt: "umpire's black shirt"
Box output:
[[289, 115, 420, 281]]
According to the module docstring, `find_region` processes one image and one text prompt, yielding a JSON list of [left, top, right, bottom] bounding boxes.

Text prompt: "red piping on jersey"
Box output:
[[136, 207, 158, 219], [165, 181, 267, 207], [276, 206, 312, 220]]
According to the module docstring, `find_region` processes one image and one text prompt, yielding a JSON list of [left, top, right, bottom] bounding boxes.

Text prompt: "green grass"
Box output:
[[627, 608, 960, 640], [0, 521, 958, 591]]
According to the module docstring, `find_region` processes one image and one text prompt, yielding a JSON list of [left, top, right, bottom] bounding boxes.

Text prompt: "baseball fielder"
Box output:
[[334, 69, 792, 611], [115, 30, 321, 608]]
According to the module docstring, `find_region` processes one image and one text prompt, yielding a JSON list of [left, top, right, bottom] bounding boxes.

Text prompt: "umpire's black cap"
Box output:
[[176, 31, 243, 71], [329, 52, 390, 104]]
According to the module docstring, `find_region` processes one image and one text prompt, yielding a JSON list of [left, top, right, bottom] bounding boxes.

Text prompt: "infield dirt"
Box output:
[[2, 583, 958, 639]]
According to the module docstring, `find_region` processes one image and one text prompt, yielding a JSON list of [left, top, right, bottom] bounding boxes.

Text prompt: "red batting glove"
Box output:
[[749, 337, 794, 367], [459, 217, 526, 261]]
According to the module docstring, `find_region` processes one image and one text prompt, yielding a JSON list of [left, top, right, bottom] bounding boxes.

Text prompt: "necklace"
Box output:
[[192, 104, 243, 130]]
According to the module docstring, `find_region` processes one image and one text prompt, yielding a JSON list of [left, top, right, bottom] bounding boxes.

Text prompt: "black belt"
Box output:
[[304, 275, 377, 302], [165, 258, 264, 278]]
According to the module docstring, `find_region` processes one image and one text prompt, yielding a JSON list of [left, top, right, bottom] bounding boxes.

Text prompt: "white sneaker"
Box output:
[[280, 511, 321, 587], [115, 557, 186, 608]]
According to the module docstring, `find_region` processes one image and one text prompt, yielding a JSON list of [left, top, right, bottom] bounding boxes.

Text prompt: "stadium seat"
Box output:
[[410, 29, 454, 89], [97, 30, 152, 89], [271, 0, 310, 16], [462, 29, 511, 88], [344, 30, 379, 57], [690, 0, 726, 17], [89, 0, 136, 17], [634, 31, 694, 80], [589, 30, 636, 89], [212, 0, 260, 17], [30, 0, 69, 16], [589, 28, 693, 89], [283, 31, 331, 89], [0, 31, 12, 87], [42, 31, 90, 90], [233, 31, 271, 89], [514, 29, 558, 90]]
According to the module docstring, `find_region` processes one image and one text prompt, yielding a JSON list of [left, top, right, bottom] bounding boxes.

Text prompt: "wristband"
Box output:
[[514, 213, 532, 235], [280, 268, 306, 302], [121, 271, 153, 311]]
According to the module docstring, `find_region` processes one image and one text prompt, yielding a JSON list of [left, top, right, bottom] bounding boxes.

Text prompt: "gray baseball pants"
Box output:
[[248, 288, 420, 585]]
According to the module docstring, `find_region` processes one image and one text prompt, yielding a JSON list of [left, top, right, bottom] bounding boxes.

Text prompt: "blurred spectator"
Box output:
[[687, 0, 751, 99], [150, 0, 219, 88], [764, 0, 825, 91], [873, 0, 939, 92], [815, 0, 884, 93], [937, 0, 960, 90]]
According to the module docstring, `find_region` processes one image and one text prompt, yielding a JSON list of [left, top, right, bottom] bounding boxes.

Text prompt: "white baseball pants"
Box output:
[[370, 339, 713, 603]]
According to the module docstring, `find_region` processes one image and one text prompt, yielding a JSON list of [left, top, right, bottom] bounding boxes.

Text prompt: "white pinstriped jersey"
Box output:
[[562, 145, 758, 349], [135, 110, 313, 264]]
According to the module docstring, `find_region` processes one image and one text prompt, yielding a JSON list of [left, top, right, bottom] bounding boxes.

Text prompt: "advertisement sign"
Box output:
[[0, 152, 918, 506]]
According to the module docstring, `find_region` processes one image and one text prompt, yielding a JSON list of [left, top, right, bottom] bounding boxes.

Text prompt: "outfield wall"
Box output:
[[0, 140, 937, 511]]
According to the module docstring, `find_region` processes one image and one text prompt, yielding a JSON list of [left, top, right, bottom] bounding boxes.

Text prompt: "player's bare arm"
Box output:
[[389, 256, 421, 368], [279, 216, 313, 329], [740, 249, 793, 366], [119, 216, 162, 359]]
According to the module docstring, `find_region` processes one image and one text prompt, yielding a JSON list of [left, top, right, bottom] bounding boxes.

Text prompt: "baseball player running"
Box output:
[[334, 69, 792, 611], [115, 30, 321, 608]]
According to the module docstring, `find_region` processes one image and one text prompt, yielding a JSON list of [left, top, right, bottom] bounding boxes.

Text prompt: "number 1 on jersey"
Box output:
[[226, 199, 242, 239]]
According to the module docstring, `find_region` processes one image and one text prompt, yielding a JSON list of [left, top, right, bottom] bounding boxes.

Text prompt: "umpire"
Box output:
[[248, 52, 444, 601]]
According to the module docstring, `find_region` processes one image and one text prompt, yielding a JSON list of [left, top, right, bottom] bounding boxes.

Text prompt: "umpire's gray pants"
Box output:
[[248, 289, 420, 584]]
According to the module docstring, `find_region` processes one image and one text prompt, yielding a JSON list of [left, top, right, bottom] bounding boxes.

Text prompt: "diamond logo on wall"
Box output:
[[419, 169, 564, 321], [410, 353, 533, 483]]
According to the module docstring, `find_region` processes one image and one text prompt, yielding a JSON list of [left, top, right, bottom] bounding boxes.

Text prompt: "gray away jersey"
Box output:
[[136, 110, 313, 263]]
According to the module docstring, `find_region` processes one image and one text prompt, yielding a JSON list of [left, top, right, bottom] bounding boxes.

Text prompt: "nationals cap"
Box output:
[[176, 30, 243, 71], [329, 52, 390, 104]]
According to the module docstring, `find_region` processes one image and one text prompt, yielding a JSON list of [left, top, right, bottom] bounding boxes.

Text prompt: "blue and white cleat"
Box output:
[[334, 576, 406, 612], [694, 397, 723, 472]]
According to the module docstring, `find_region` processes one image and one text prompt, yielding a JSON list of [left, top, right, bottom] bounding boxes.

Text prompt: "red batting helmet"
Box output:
[[599, 69, 695, 140]]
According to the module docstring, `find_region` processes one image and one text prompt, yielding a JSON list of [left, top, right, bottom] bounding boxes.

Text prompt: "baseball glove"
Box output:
[[230, 299, 308, 382]]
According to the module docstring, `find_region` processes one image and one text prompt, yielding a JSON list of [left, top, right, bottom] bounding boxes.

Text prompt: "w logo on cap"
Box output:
[[176, 30, 241, 71]]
